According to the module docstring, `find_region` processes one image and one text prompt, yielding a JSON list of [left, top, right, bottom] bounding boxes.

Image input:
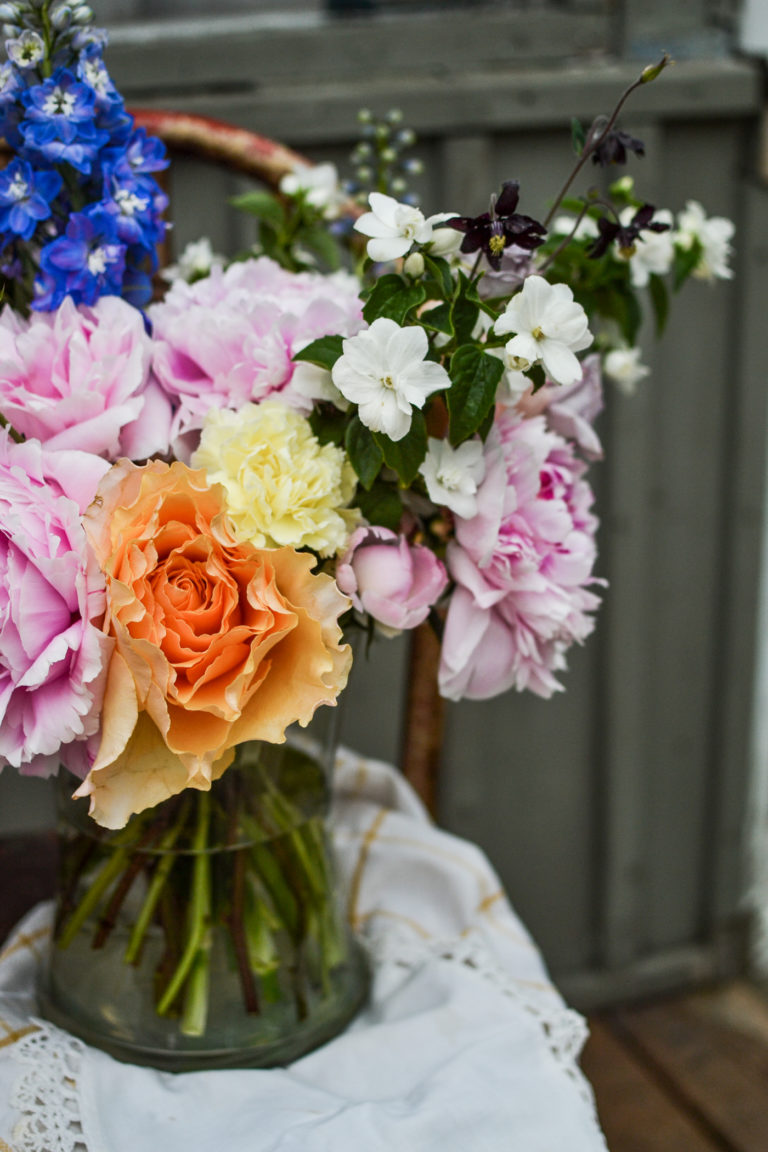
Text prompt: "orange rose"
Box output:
[[76, 459, 351, 828]]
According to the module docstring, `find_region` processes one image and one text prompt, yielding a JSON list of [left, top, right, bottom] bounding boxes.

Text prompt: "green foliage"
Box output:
[[673, 238, 703, 290], [356, 481, 404, 532], [230, 190, 286, 233], [571, 118, 586, 156], [293, 335, 345, 371], [373, 410, 427, 486], [447, 345, 504, 445], [362, 274, 427, 325], [345, 417, 383, 490]]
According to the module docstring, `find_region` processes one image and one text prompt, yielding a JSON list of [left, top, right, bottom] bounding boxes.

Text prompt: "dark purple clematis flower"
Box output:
[[591, 128, 645, 168], [444, 181, 546, 270], [588, 203, 669, 260]]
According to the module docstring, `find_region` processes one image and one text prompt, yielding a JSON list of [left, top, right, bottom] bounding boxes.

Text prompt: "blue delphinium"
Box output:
[[36, 202, 125, 308], [0, 158, 62, 240], [0, 0, 168, 313]]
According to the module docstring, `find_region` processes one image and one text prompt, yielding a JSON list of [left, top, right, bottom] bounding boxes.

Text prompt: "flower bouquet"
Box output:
[[0, 1, 733, 1069]]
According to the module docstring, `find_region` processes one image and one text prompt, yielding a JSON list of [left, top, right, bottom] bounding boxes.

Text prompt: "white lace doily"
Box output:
[[0, 750, 607, 1152]]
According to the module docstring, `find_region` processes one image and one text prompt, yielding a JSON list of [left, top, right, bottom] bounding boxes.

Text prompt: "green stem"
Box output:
[[56, 843, 131, 950], [156, 792, 212, 1019], [124, 798, 191, 965]]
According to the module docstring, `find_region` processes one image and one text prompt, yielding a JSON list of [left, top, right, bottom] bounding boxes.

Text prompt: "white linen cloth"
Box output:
[[0, 748, 608, 1152]]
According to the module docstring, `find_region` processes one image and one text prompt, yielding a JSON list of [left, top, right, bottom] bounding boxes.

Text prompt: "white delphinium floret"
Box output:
[[604, 346, 650, 394], [493, 274, 592, 387], [332, 317, 449, 441], [279, 162, 344, 219], [354, 192, 434, 262], [675, 200, 734, 281], [620, 207, 674, 288], [419, 436, 486, 518], [6, 30, 44, 68]]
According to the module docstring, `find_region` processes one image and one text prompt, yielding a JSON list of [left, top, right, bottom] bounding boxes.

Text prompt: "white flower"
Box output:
[[493, 275, 592, 387], [279, 162, 344, 219], [419, 437, 486, 518], [486, 346, 531, 405], [424, 212, 463, 257], [6, 31, 44, 68], [291, 360, 350, 411], [620, 207, 674, 288], [354, 192, 434, 262], [161, 237, 223, 284], [552, 214, 599, 240], [332, 317, 449, 441], [604, 346, 650, 394], [676, 200, 734, 281]]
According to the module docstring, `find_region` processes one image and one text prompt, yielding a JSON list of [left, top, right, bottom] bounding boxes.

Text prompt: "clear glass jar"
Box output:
[[39, 714, 368, 1071]]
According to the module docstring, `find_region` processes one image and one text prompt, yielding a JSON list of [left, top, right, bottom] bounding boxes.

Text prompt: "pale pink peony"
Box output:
[[336, 525, 448, 635], [518, 353, 604, 460], [439, 408, 602, 700], [0, 295, 172, 460], [0, 432, 111, 779], [148, 257, 365, 457]]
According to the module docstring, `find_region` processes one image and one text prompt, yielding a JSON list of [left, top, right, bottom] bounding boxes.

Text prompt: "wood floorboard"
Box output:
[[581, 1019, 727, 1152], [584, 983, 768, 1152]]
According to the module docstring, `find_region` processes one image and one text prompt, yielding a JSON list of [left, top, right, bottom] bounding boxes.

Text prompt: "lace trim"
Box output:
[[11, 1021, 88, 1152], [362, 923, 596, 1113], [6, 934, 599, 1151]]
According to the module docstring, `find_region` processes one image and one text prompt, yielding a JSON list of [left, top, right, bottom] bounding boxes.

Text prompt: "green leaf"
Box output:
[[230, 190, 286, 233], [301, 224, 341, 271], [528, 363, 547, 394], [362, 273, 427, 325], [373, 410, 427, 486], [356, 481, 404, 532], [345, 416, 383, 490], [424, 254, 454, 299], [450, 272, 481, 345], [309, 406, 346, 446], [673, 238, 703, 290], [648, 273, 669, 336], [420, 301, 453, 336], [446, 345, 504, 445], [293, 334, 345, 371], [571, 117, 586, 156]]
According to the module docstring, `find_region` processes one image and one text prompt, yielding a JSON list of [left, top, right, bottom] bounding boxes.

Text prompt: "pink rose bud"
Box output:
[[336, 525, 448, 634]]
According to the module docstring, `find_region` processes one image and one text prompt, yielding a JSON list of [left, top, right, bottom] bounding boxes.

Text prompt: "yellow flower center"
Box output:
[[489, 234, 505, 256], [532, 326, 544, 341]]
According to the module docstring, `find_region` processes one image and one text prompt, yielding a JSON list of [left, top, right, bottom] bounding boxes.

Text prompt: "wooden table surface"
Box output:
[[2, 831, 768, 1152]]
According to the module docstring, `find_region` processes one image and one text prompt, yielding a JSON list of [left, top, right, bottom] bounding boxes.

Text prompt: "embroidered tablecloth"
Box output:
[[0, 749, 608, 1152]]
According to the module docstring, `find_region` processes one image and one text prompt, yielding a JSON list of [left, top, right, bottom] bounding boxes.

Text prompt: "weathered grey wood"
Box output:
[[110, 60, 760, 147], [709, 181, 768, 935], [107, 10, 613, 89]]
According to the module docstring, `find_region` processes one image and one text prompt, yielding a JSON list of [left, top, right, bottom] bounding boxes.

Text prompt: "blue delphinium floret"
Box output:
[[20, 68, 109, 173], [0, 157, 62, 240], [35, 202, 125, 308]]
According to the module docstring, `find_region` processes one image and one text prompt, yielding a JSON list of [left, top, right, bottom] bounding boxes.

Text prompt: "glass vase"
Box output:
[[39, 714, 369, 1071]]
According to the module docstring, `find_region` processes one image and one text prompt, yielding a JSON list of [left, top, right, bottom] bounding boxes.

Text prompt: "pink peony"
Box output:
[[0, 295, 172, 460], [519, 353, 604, 460], [0, 433, 111, 778], [148, 257, 365, 457], [337, 525, 448, 634], [439, 408, 602, 700]]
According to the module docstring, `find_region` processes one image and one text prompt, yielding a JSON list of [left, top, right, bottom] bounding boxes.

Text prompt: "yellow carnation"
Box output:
[[191, 400, 360, 557]]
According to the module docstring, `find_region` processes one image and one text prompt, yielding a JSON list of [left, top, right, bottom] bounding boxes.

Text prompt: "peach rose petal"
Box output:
[[81, 460, 352, 828], [76, 711, 234, 830]]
